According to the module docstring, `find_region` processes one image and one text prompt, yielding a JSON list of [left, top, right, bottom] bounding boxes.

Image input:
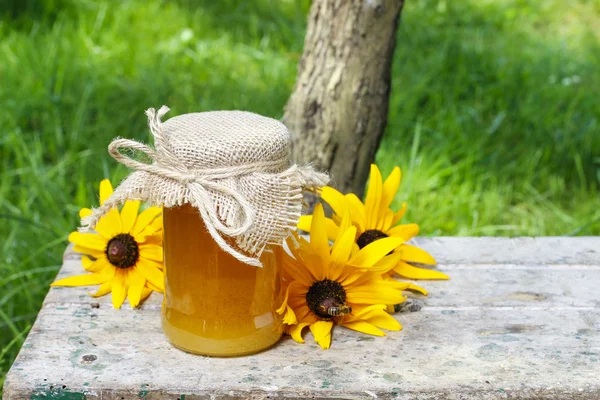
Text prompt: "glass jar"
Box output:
[[161, 203, 283, 356]]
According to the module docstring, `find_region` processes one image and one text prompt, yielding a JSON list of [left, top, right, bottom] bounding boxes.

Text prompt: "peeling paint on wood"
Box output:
[[4, 237, 600, 399]]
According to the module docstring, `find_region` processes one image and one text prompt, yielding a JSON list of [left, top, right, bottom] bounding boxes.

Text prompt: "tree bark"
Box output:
[[283, 0, 403, 196]]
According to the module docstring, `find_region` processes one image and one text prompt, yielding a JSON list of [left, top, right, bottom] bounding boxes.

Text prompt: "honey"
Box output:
[[161, 203, 283, 356], [93, 107, 327, 356]]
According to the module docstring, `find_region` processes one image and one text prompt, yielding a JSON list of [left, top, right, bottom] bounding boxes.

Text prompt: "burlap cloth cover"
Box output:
[[82, 106, 328, 267]]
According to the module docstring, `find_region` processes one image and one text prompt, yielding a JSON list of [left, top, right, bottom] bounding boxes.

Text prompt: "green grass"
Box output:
[[1, 0, 599, 389], [378, 0, 600, 236]]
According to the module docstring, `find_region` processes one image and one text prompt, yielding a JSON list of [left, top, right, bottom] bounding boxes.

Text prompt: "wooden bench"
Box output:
[[4, 237, 600, 399]]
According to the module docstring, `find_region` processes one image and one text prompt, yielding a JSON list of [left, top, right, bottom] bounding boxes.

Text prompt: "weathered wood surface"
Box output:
[[4, 237, 600, 399]]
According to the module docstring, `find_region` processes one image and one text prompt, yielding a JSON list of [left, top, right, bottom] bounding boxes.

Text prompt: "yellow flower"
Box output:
[[298, 164, 449, 281], [278, 204, 426, 349], [52, 179, 164, 309]]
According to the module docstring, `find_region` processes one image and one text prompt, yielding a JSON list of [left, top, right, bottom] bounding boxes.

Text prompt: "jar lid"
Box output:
[[82, 106, 328, 267], [163, 110, 290, 170]]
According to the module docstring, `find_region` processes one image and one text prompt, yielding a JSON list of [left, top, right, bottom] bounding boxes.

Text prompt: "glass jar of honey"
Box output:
[[162, 203, 283, 356], [89, 106, 327, 356]]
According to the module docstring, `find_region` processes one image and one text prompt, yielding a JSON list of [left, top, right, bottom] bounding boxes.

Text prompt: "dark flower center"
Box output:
[[106, 233, 139, 269], [306, 279, 348, 319], [357, 229, 389, 249]]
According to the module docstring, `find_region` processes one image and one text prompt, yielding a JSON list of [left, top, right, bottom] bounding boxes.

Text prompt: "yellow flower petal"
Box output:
[[381, 209, 395, 233], [398, 282, 428, 295], [351, 242, 360, 256], [369, 252, 404, 274], [94, 207, 122, 239], [330, 226, 357, 268], [364, 165, 383, 229], [277, 281, 301, 315], [138, 244, 163, 262], [140, 286, 153, 302], [346, 283, 405, 305], [282, 305, 297, 325], [140, 232, 163, 246], [99, 261, 117, 279], [337, 266, 373, 287], [127, 268, 146, 308], [288, 285, 309, 304], [99, 179, 114, 205], [352, 303, 386, 314], [297, 215, 312, 232], [342, 320, 385, 336], [51, 273, 108, 287], [310, 320, 334, 350], [81, 256, 107, 273], [348, 237, 403, 268], [145, 280, 164, 294], [296, 244, 326, 281], [140, 255, 164, 272], [136, 258, 165, 291], [290, 304, 312, 322], [309, 204, 331, 265], [111, 272, 128, 309], [144, 215, 163, 235], [81, 255, 94, 271], [381, 167, 401, 212], [391, 202, 407, 225], [144, 220, 163, 235], [289, 322, 311, 344], [354, 305, 402, 331], [344, 193, 365, 231], [69, 231, 107, 252], [400, 244, 437, 265], [320, 186, 348, 218], [335, 208, 353, 236], [90, 280, 112, 297], [131, 207, 162, 236], [387, 223, 419, 241], [79, 208, 93, 219], [282, 252, 314, 286], [394, 261, 449, 280], [120, 200, 140, 234], [297, 215, 340, 240], [73, 245, 104, 258]]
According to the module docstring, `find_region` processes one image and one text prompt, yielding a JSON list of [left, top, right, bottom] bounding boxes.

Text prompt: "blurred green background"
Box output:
[[1, 0, 599, 387]]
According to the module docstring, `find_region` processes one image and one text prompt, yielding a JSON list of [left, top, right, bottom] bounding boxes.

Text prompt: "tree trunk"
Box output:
[[283, 0, 403, 196]]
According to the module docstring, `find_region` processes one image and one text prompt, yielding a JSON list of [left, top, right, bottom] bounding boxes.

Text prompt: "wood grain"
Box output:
[[4, 237, 600, 399]]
